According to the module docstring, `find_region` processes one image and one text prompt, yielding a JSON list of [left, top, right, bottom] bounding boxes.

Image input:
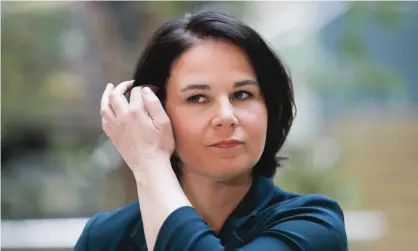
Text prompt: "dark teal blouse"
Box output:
[[75, 176, 348, 251]]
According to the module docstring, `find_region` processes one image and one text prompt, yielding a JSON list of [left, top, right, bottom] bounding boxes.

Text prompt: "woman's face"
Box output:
[[165, 39, 267, 180]]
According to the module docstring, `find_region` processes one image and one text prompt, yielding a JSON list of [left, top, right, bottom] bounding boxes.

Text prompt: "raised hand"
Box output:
[[100, 80, 175, 175]]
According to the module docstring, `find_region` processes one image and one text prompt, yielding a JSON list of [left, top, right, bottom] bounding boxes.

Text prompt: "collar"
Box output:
[[234, 176, 275, 217], [221, 176, 276, 230], [129, 176, 276, 250]]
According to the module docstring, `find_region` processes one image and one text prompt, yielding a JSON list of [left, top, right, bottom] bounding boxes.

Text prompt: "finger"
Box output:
[[126, 84, 159, 101], [119, 80, 135, 92], [129, 86, 146, 118], [101, 117, 114, 135], [100, 83, 116, 120], [109, 80, 134, 117], [142, 87, 168, 128]]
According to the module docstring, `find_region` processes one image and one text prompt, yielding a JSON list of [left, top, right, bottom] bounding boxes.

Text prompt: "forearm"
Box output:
[[133, 157, 192, 251]]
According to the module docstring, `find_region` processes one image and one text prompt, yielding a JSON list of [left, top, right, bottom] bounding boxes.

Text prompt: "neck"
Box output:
[[180, 171, 253, 233]]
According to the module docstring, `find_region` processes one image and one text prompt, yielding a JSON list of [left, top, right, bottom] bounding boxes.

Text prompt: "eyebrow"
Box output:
[[180, 79, 259, 92]]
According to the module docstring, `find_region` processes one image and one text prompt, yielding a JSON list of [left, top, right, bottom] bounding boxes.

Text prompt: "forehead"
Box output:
[[168, 39, 256, 88]]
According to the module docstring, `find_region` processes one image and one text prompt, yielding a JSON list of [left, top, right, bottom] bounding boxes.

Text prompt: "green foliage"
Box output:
[[274, 147, 360, 209], [338, 2, 402, 60], [2, 6, 71, 132], [354, 63, 404, 92], [274, 3, 406, 205], [153, 1, 248, 19], [309, 2, 406, 97], [339, 2, 402, 60], [374, 2, 401, 28], [2, 7, 69, 88], [339, 31, 366, 61]]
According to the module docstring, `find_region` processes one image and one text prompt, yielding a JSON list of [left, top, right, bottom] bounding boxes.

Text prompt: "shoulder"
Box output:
[[254, 188, 347, 250], [272, 188, 346, 223], [89, 200, 141, 234], [74, 200, 142, 250], [273, 191, 346, 232]]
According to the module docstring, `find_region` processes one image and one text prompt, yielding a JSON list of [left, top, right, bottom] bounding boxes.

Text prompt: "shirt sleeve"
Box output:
[[74, 213, 101, 251], [154, 195, 347, 251]]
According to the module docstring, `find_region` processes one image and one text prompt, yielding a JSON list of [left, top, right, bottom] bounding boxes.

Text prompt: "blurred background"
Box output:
[[1, 1, 417, 250]]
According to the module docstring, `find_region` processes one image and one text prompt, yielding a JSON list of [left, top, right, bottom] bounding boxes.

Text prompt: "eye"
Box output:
[[232, 90, 253, 100], [186, 94, 208, 104]]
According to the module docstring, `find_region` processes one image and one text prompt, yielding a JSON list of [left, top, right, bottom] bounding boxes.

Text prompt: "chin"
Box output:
[[180, 155, 258, 181], [204, 171, 252, 183], [204, 162, 253, 181]]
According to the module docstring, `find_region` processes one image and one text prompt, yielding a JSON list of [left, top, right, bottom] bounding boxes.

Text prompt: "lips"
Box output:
[[209, 140, 243, 149]]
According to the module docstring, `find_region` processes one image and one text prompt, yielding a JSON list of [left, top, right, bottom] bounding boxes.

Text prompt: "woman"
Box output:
[[75, 9, 348, 251]]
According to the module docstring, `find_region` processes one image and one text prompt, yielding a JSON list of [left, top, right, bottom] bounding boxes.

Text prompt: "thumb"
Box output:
[[142, 87, 169, 129]]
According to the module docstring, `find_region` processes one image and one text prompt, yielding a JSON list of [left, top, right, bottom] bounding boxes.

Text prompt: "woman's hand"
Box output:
[[100, 80, 175, 175]]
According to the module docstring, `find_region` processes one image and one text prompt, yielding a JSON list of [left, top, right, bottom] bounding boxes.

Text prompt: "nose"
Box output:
[[211, 98, 238, 128]]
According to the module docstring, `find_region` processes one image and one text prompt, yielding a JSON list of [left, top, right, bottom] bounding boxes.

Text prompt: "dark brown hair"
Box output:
[[132, 9, 296, 179]]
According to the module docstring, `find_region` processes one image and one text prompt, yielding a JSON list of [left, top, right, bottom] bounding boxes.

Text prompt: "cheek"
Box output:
[[239, 103, 268, 131], [170, 115, 209, 168], [238, 104, 268, 151]]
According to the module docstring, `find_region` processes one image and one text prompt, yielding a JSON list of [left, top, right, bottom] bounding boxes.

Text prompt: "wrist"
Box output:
[[132, 156, 173, 182]]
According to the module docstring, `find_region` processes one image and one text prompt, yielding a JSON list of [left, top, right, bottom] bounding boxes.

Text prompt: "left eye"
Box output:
[[232, 91, 252, 100]]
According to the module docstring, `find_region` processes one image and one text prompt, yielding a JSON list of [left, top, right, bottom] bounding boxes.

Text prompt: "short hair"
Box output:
[[132, 9, 296, 179]]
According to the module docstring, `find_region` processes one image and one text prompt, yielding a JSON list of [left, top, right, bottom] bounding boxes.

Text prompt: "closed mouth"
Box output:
[[209, 140, 243, 148]]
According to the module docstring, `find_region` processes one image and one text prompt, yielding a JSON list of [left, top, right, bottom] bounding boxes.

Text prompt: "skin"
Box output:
[[165, 39, 268, 232], [100, 39, 268, 250]]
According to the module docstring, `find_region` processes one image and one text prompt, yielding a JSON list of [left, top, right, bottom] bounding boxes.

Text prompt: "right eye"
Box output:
[[186, 95, 208, 104]]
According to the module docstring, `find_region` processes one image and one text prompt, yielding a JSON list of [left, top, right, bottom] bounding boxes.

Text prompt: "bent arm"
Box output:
[[135, 158, 347, 251], [133, 158, 192, 251], [154, 200, 347, 251]]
